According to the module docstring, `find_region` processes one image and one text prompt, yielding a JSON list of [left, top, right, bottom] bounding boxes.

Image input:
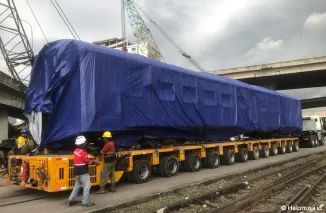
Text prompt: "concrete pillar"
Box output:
[[0, 108, 8, 142]]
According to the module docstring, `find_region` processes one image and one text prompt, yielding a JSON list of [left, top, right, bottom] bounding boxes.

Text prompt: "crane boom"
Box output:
[[126, 0, 206, 72], [121, 0, 127, 52], [124, 0, 164, 61], [0, 0, 34, 92]]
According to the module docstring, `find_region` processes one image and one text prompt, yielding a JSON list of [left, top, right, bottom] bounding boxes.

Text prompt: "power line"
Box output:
[[53, 0, 81, 40], [25, 0, 48, 42], [50, 0, 78, 40]]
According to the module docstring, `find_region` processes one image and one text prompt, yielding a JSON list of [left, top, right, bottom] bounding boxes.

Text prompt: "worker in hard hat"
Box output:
[[66, 135, 100, 207], [17, 128, 28, 149], [97, 131, 117, 194], [16, 128, 37, 155]]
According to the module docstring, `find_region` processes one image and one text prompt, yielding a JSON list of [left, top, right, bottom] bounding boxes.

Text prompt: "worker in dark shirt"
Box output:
[[97, 131, 116, 194], [66, 135, 100, 207]]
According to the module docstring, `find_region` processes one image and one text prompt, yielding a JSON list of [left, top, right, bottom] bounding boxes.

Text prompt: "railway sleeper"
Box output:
[[209, 164, 326, 213]]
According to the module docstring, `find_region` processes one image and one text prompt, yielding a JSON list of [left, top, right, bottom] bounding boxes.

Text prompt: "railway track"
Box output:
[[102, 153, 326, 213], [0, 153, 325, 211], [141, 155, 326, 213], [146, 154, 326, 213]]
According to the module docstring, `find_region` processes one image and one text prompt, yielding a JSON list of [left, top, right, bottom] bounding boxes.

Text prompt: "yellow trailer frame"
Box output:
[[7, 138, 299, 192]]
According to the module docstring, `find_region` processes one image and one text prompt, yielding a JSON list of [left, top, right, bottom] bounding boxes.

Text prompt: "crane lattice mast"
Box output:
[[0, 0, 34, 91], [123, 0, 164, 61]]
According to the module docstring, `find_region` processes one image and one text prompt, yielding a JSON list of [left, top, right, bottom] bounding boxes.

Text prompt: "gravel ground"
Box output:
[[168, 157, 326, 213], [248, 174, 322, 213], [108, 154, 324, 213], [305, 181, 326, 213], [243, 160, 326, 213]]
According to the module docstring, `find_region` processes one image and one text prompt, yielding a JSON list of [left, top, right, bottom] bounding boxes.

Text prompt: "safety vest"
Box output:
[[73, 148, 92, 176]]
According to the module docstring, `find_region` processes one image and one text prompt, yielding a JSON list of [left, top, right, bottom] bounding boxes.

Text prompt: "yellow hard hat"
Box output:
[[102, 131, 112, 138]]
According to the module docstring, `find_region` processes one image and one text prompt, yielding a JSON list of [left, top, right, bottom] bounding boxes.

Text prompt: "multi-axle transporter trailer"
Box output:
[[7, 138, 298, 192]]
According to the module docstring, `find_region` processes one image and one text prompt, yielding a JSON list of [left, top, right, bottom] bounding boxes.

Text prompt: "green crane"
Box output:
[[0, 0, 35, 92], [122, 0, 206, 71], [122, 0, 164, 61]]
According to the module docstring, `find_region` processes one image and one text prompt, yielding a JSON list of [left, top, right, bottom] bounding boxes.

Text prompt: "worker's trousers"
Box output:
[[68, 174, 91, 204], [100, 161, 116, 186]]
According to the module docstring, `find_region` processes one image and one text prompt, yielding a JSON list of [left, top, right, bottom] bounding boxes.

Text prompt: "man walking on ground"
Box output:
[[97, 131, 117, 194], [66, 135, 100, 207]]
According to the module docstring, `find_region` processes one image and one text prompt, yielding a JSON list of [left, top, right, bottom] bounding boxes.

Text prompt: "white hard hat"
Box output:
[[75, 135, 87, 145]]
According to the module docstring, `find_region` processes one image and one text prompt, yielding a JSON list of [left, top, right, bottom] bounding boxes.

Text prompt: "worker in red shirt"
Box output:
[[66, 135, 100, 207], [97, 131, 117, 194]]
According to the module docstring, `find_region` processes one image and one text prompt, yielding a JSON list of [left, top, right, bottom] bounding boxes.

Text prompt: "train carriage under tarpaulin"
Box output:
[[25, 39, 302, 149]]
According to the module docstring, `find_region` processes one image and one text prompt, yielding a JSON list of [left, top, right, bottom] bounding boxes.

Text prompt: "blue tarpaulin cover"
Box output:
[[25, 39, 302, 148]]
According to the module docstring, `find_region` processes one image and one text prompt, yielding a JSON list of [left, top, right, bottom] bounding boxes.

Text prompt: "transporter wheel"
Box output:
[[236, 148, 248, 162], [279, 142, 286, 154], [261, 145, 269, 158], [293, 141, 299, 152], [270, 143, 278, 156], [157, 156, 179, 177], [184, 153, 201, 172], [249, 146, 260, 160], [7, 149, 14, 157], [203, 152, 220, 168], [286, 142, 293, 153], [130, 160, 151, 184], [222, 149, 235, 165]]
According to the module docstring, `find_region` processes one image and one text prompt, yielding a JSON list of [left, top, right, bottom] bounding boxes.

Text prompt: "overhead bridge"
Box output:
[[301, 97, 326, 109], [210, 56, 326, 90]]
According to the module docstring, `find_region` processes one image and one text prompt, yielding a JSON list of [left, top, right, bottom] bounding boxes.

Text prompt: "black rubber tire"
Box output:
[[261, 145, 269, 158], [222, 149, 235, 165], [249, 146, 260, 160], [184, 153, 201, 172], [130, 160, 151, 184], [157, 156, 179, 177], [236, 148, 248, 162], [314, 136, 319, 147], [309, 135, 318, 148], [320, 137, 325, 146], [293, 141, 299, 152], [270, 143, 278, 156], [279, 142, 286, 154], [203, 152, 220, 168], [0, 150, 6, 167], [286, 142, 293, 153]]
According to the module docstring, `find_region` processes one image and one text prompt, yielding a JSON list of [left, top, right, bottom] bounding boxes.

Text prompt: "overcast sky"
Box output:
[[1, 0, 326, 112]]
